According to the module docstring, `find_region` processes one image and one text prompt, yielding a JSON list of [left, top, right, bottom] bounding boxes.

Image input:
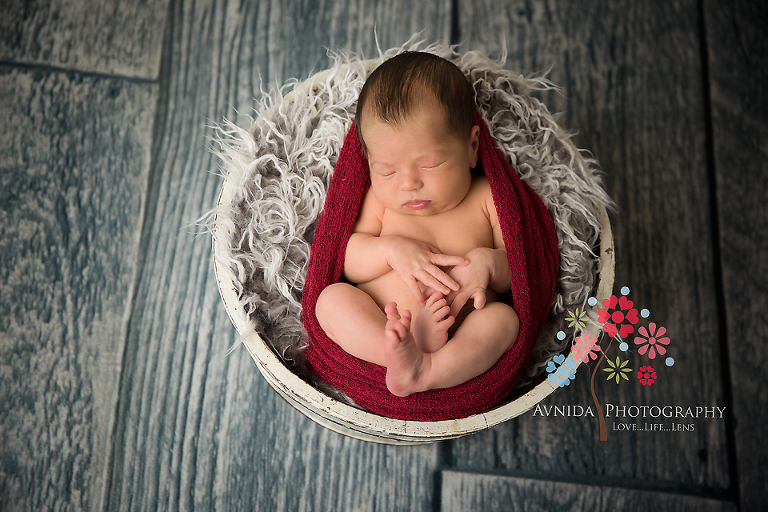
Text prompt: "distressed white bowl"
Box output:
[[212, 61, 615, 445]]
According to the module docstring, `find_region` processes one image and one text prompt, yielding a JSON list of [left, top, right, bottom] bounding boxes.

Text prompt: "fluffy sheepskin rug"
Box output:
[[208, 42, 613, 405]]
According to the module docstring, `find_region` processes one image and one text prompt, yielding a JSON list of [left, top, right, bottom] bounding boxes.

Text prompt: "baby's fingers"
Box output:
[[428, 252, 469, 268], [472, 289, 487, 310], [404, 276, 427, 305], [418, 268, 457, 295]]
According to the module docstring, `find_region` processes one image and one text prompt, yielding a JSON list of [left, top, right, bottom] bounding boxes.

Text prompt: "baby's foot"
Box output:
[[413, 292, 454, 353], [383, 303, 432, 397]]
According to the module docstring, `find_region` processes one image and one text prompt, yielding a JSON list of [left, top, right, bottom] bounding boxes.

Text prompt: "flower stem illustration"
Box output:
[[590, 337, 613, 442]]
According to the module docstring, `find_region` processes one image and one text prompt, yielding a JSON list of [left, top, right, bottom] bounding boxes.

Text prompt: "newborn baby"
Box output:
[[315, 52, 519, 397]]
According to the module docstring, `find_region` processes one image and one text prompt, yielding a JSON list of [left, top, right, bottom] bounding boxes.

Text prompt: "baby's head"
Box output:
[[355, 52, 475, 155], [355, 52, 480, 216]]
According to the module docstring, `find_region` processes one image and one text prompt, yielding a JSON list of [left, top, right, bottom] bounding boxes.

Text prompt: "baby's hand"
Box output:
[[386, 236, 468, 304], [442, 249, 495, 318]]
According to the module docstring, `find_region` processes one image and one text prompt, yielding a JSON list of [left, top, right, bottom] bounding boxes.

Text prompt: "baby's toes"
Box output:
[[427, 298, 448, 315], [438, 314, 455, 330], [384, 324, 403, 346], [384, 317, 402, 339], [400, 309, 412, 329], [398, 319, 413, 341], [425, 292, 444, 308], [435, 304, 451, 319], [433, 299, 449, 315], [384, 302, 400, 320], [388, 310, 412, 341]]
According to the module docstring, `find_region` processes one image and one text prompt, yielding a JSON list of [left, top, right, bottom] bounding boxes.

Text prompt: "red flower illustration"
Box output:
[[637, 365, 657, 386], [598, 295, 639, 338], [634, 322, 670, 359]]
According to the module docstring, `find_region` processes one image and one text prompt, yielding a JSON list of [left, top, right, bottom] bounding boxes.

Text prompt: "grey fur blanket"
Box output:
[[208, 43, 613, 403]]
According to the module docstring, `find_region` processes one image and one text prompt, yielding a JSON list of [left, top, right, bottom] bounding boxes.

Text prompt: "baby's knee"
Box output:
[[316, 283, 354, 320], [316, 283, 354, 339], [501, 303, 519, 329], [486, 302, 520, 346]]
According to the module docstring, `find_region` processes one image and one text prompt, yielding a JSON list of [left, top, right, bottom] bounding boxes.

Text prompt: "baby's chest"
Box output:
[[380, 209, 495, 256]]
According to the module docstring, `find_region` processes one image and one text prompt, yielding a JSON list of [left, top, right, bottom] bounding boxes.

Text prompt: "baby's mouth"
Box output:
[[404, 200, 431, 210]]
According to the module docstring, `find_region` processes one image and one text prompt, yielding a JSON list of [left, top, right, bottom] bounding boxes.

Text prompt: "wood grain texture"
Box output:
[[705, 0, 768, 509], [441, 471, 737, 512], [0, 68, 156, 511], [454, 0, 729, 490], [103, 0, 450, 510], [0, 0, 169, 78]]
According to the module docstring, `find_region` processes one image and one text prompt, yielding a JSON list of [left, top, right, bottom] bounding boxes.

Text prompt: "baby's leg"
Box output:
[[315, 283, 389, 365], [383, 303, 425, 396], [384, 302, 519, 396], [412, 292, 454, 353]]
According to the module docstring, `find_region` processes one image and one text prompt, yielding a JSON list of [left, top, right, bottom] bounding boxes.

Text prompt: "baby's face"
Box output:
[[361, 104, 480, 217]]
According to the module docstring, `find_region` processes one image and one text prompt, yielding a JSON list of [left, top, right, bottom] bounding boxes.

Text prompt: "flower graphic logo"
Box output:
[[575, 286, 677, 441], [566, 308, 587, 331], [546, 354, 577, 387], [598, 295, 639, 338], [634, 323, 670, 359], [572, 332, 600, 363], [637, 366, 657, 386], [603, 356, 632, 384]]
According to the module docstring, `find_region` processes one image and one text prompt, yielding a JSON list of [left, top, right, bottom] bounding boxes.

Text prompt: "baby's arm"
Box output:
[[342, 191, 392, 282], [472, 189, 512, 295], [343, 190, 468, 302], [443, 186, 512, 317]]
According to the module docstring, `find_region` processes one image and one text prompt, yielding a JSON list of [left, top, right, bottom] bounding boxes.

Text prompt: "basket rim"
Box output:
[[211, 59, 616, 443]]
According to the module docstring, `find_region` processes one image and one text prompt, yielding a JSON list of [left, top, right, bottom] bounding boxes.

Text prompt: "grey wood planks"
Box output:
[[705, 0, 768, 510], [0, 0, 169, 79], [454, 0, 729, 491], [441, 471, 737, 512], [103, 0, 451, 510], [0, 68, 157, 511], [5, 0, 760, 508]]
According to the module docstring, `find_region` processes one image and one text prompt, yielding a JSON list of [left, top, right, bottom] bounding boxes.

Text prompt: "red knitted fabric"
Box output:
[[302, 110, 559, 421]]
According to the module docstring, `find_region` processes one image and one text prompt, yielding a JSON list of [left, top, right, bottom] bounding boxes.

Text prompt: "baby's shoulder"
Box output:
[[353, 187, 386, 234], [360, 186, 385, 215], [468, 175, 494, 211]]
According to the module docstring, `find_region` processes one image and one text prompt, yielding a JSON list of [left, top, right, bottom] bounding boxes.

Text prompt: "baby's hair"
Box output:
[[355, 51, 475, 154]]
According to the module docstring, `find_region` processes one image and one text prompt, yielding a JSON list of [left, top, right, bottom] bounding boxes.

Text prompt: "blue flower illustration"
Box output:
[[547, 355, 577, 387]]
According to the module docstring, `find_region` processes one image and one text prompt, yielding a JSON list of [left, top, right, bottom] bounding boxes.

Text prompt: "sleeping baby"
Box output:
[[314, 52, 519, 397]]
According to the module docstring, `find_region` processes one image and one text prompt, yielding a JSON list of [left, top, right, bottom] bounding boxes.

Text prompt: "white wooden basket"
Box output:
[[212, 60, 615, 445]]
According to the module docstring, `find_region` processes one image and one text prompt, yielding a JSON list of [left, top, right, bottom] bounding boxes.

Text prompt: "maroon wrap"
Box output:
[[302, 110, 559, 421]]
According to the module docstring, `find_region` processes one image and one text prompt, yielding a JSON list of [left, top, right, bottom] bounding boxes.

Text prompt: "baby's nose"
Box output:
[[398, 169, 422, 190]]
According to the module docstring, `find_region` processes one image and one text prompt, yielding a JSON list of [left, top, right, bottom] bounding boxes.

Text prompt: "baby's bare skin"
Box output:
[[357, 177, 495, 326], [315, 103, 519, 397]]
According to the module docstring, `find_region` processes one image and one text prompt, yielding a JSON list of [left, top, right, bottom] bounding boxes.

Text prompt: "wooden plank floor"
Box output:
[[454, 0, 728, 491], [0, 0, 765, 510]]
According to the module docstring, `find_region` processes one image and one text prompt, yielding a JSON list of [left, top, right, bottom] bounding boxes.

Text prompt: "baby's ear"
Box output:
[[468, 125, 481, 168]]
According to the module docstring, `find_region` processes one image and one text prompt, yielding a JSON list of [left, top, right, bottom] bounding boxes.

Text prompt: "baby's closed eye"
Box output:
[[421, 160, 446, 169], [371, 165, 396, 177]]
